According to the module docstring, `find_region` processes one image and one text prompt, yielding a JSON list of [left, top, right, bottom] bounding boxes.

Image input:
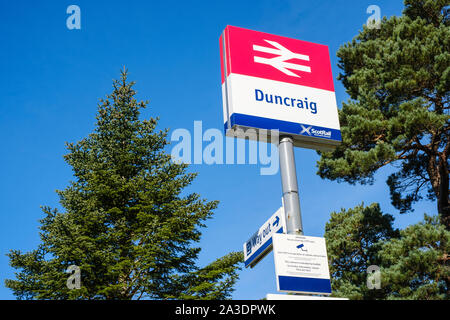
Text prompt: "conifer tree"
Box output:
[[325, 204, 449, 299], [380, 215, 449, 299], [5, 70, 243, 300], [317, 0, 450, 228], [324, 203, 399, 299]]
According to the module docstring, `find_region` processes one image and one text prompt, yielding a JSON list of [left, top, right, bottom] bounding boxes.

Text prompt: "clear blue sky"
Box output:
[[0, 0, 435, 300]]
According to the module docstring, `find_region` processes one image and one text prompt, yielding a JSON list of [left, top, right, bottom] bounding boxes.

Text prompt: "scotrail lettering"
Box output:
[[255, 89, 318, 114], [311, 128, 331, 138]]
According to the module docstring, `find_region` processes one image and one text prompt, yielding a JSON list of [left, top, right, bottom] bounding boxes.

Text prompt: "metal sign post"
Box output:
[[279, 136, 303, 235]]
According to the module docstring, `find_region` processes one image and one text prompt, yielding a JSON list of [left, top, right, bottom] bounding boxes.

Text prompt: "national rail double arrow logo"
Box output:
[[253, 40, 311, 78]]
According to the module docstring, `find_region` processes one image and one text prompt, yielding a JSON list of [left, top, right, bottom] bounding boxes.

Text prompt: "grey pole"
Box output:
[[279, 136, 303, 235]]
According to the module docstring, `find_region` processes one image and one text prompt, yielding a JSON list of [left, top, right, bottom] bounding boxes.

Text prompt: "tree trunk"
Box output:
[[437, 155, 450, 230]]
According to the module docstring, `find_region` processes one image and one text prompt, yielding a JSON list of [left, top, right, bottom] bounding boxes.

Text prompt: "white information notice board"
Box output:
[[272, 233, 332, 295]]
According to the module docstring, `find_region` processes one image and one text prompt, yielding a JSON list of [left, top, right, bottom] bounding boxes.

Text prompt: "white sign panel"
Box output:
[[272, 233, 332, 295], [243, 207, 285, 268]]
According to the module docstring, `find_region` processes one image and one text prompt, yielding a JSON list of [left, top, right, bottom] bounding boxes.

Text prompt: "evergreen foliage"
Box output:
[[325, 203, 399, 299], [317, 0, 450, 228], [325, 203, 449, 299], [5, 70, 243, 300], [380, 215, 449, 299]]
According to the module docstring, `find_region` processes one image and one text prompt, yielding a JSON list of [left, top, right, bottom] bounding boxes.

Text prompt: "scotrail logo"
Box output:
[[300, 125, 312, 136], [300, 125, 332, 139], [253, 40, 311, 78]]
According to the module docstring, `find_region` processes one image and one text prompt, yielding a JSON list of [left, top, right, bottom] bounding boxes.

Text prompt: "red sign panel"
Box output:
[[220, 26, 335, 92]]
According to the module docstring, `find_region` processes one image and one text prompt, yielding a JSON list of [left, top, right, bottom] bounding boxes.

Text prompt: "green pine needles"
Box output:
[[325, 204, 449, 299], [5, 70, 243, 300], [323, 0, 449, 300], [317, 0, 450, 228]]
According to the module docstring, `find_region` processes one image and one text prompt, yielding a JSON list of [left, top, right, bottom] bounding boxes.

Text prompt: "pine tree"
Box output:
[[325, 204, 449, 299], [5, 70, 243, 300], [324, 203, 399, 299], [380, 215, 450, 299], [317, 0, 450, 228]]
